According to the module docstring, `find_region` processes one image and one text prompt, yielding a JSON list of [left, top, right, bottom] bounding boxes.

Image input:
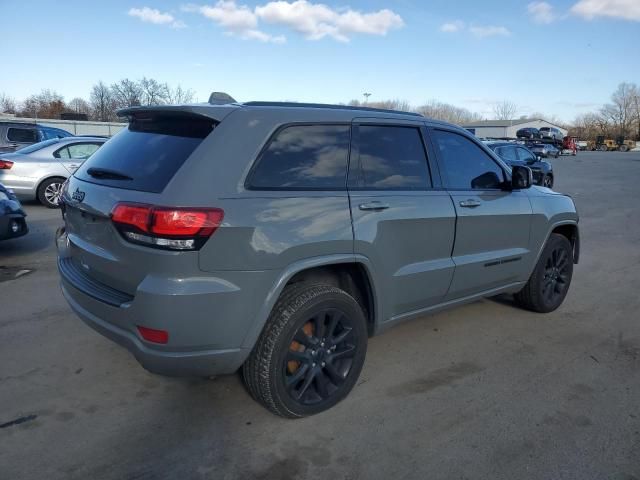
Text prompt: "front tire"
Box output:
[[243, 283, 368, 418], [542, 175, 554, 188], [37, 177, 65, 208], [515, 234, 573, 313]]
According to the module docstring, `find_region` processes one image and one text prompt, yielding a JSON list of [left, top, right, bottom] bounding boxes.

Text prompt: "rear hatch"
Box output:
[[61, 109, 220, 297]]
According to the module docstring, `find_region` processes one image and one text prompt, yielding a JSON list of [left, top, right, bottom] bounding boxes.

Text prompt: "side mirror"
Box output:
[[511, 165, 533, 189]]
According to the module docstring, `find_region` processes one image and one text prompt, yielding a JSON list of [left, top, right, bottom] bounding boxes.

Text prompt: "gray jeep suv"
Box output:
[[56, 100, 580, 418]]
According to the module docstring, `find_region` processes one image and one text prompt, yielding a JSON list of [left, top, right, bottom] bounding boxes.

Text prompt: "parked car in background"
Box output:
[[539, 127, 563, 145], [516, 128, 542, 140], [57, 100, 580, 418], [0, 121, 73, 153], [529, 142, 560, 159], [0, 182, 28, 241], [0, 136, 106, 207], [485, 141, 554, 188], [576, 140, 588, 151]]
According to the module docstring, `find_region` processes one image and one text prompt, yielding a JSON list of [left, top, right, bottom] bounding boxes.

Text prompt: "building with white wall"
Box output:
[[462, 119, 567, 139]]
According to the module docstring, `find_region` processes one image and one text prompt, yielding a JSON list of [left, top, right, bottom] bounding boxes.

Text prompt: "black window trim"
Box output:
[[53, 141, 104, 159], [428, 127, 511, 192], [348, 122, 435, 192], [245, 122, 353, 192]]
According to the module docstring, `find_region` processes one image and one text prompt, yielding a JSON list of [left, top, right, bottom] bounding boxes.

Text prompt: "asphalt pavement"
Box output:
[[1, 151, 639, 480]]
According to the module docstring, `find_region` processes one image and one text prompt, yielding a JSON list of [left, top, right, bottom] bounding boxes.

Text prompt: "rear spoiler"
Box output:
[[117, 104, 239, 123]]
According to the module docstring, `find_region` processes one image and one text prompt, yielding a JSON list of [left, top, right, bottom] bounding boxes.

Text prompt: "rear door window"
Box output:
[[55, 143, 102, 159], [354, 125, 431, 190], [7, 127, 38, 143], [248, 124, 350, 190], [74, 113, 215, 193]]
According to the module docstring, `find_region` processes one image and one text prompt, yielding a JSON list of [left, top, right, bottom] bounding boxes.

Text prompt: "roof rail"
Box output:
[[243, 101, 423, 117]]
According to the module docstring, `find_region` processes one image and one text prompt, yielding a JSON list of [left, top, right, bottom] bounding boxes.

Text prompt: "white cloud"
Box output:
[[184, 1, 403, 43], [255, 0, 404, 42], [440, 20, 465, 32], [128, 7, 185, 28], [469, 25, 512, 37], [527, 2, 556, 24], [570, 0, 640, 21], [183, 1, 285, 43]]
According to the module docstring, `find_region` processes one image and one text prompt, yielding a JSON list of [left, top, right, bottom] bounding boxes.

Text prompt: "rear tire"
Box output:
[[619, 145, 629, 152], [37, 177, 65, 208], [515, 234, 573, 313], [243, 283, 368, 418]]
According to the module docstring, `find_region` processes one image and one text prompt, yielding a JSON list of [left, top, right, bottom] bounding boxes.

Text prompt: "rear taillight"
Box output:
[[0, 160, 14, 169], [111, 203, 224, 251]]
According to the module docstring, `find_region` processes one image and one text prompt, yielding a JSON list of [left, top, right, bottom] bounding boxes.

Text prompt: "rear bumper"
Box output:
[[60, 281, 248, 376], [56, 230, 274, 377]]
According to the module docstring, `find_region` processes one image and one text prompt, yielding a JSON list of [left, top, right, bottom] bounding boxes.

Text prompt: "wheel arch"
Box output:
[[240, 254, 379, 351]]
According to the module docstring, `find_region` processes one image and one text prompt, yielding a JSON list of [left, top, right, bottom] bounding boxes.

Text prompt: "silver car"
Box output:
[[0, 136, 106, 207]]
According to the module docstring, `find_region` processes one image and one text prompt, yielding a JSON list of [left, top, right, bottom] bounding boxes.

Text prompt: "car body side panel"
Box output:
[[0, 153, 70, 199], [446, 190, 533, 298], [350, 191, 456, 321], [198, 193, 354, 271], [524, 188, 579, 274]]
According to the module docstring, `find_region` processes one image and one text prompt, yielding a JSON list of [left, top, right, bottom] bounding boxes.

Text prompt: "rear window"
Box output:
[[16, 139, 59, 154], [74, 113, 215, 193], [7, 127, 39, 143]]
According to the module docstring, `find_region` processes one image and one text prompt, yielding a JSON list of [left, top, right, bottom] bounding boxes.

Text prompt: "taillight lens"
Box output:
[[0, 160, 14, 169], [111, 203, 224, 250]]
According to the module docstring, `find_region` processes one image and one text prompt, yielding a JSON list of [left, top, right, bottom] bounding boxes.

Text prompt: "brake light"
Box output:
[[0, 160, 14, 169], [137, 325, 169, 344], [111, 203, 224, 250]]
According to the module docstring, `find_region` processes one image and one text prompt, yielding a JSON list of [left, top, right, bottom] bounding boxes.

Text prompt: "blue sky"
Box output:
[[2, 0, 639, 121]]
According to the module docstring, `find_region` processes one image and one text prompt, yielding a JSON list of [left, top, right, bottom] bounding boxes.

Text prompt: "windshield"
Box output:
[[15, 138, 59, 154]]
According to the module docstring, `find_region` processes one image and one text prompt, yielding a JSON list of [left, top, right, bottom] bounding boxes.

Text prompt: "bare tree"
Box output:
[[164, 84, 196, 104], [90, 82, 116, 121], [68, 97, 90, 115], [601, 82, 635, 138], [0, 93, 17, 114], [492, 100, 518, 120], [19, 90, 66, 119], [140, 77, 168, 106], [111, 78, 142, 108], [416, 100, 483, 124]]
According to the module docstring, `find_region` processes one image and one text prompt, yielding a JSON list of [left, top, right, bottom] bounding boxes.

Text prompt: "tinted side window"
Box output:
[[432, 130, 505, 190], [357, 125, 431, 190], [496, 146, 517, 162], [7, 128, 38, 143], [250, 125, 350, 189]]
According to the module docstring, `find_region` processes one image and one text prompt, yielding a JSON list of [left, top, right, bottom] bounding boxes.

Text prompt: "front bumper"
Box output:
[[0, 212, 28, 240], [56, 229, 271, 377]]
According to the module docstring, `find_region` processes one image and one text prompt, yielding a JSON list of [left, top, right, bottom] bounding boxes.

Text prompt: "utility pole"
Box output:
[[363, 93, 371, 104]]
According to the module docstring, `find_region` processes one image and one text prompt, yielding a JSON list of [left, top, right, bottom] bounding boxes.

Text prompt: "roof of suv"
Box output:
[[117, 101, 465, 131]]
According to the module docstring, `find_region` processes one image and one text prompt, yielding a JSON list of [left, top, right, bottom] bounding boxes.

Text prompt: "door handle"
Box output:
[[459, 199, 481, 208], [359, 202, 390, 211]]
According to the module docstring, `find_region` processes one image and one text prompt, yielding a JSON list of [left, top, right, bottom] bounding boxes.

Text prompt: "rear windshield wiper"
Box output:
[[86, 167, 133, 181]]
